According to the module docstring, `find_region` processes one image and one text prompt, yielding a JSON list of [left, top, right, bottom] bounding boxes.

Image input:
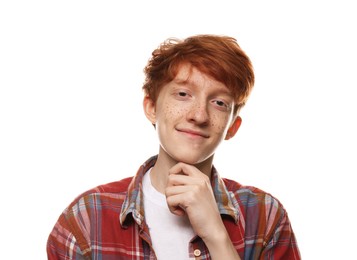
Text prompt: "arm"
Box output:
[[165, 163, 241, 260], [262, 209, 301, 259], [201, 226, 241, 260], [47, 213, 88, 260]]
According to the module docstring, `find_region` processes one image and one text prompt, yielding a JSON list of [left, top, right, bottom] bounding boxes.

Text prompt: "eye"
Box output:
[[212, 99, 231, 111], [215, 100, 226, 107], [174, 90, 191, 100], [178, 91, 188, 97]]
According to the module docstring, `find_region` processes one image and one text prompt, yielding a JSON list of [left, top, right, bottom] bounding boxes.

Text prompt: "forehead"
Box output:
[[172, 63, 231, 93]]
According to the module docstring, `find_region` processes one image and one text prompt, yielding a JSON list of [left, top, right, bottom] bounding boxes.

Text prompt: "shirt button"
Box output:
[[194, 249, 201, 257]]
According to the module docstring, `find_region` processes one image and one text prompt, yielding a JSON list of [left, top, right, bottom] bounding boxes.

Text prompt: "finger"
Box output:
[[169, 163, 210, 184], [165, 184, 193, 197], [167, 174, 196, 187], [168, 162, 199, 177], [166, 193, 187, 216], [167, 174, 210, 193]]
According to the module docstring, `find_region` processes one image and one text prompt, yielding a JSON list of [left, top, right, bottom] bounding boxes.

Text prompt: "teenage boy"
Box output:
[[47, 35, 301, 259]]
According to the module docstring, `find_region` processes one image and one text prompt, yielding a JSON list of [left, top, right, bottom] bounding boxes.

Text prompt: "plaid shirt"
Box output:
[[47, 155, 300, 259]]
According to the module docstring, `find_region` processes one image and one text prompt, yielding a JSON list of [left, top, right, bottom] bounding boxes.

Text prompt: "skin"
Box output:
[[143, 63, 242, 259]]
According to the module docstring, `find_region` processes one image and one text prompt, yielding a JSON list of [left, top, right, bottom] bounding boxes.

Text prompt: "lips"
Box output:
[[176, 128, 209, 138]]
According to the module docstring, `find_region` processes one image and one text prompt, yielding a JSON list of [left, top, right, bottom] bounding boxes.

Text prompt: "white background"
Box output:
[[1, 1, 356, 259]]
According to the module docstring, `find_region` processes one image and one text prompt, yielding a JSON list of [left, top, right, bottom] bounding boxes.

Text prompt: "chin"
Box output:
[[169, 151, 213, 166]]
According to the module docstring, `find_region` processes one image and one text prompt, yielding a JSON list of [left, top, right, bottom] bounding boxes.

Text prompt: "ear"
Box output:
[[225, 116, 242, 140], [143, 96, 156, 125]]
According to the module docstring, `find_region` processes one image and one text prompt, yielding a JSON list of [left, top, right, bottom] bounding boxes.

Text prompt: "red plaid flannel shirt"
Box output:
[[47, 156, 300, 259]]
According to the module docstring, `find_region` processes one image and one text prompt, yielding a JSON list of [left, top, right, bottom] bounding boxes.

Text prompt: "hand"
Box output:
[[165, 162, 223, 240], [165, 162, 241, 259]]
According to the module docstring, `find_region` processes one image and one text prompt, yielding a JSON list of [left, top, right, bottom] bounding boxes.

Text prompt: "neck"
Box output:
[[150, 147, 214, 194]]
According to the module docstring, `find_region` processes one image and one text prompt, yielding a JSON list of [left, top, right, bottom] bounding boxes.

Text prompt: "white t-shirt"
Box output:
[[142, 169, 196, 260]]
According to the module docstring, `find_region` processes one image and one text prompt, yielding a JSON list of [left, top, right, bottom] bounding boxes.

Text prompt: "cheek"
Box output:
[[159, 102, 187, 122], [168, 101, 189, 116], [210, 114, 231, 133]]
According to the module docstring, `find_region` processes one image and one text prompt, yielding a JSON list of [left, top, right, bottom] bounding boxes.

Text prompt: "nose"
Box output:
[[186, 100, 209, 125]]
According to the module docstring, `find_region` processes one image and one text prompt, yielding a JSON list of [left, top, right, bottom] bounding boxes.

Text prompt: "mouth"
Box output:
[[176, 128, 209, 138]]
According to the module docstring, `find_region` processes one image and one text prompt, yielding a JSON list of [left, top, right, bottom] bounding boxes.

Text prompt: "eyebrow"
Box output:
[[173, 76, 191, 85], [174, 77, 232, 96]]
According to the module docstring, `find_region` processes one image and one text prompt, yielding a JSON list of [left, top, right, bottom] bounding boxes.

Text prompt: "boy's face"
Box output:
[[144, 63, 241, 165]]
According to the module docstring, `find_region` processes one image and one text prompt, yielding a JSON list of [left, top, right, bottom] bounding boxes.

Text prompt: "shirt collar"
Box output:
[[120, 155, 239, 227], [210, 167, 239, 223]]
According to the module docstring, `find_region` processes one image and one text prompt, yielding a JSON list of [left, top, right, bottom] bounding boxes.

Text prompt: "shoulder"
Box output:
[[222, 177, 286, 217], [48, 177, 134, 257], [221, 178, 300, 257], [222, 177, 268, 195], [65, 176, 134, 213]]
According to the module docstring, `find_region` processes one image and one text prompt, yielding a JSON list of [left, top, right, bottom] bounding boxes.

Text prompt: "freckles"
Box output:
[[210, 114, 228, 131], [210, 122, 225, 131], [164, 103, 185, 119]]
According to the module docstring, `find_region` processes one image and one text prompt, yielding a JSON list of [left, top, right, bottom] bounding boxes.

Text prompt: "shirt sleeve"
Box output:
[[47, 213, 89, 260], [261, 208, 301, 259]]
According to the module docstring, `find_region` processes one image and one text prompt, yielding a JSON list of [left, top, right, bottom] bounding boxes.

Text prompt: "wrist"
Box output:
[[202, 227, 241, 260]]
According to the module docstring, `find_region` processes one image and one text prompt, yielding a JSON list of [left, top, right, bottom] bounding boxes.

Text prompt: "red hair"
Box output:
[[143, 35, 255, 113]]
